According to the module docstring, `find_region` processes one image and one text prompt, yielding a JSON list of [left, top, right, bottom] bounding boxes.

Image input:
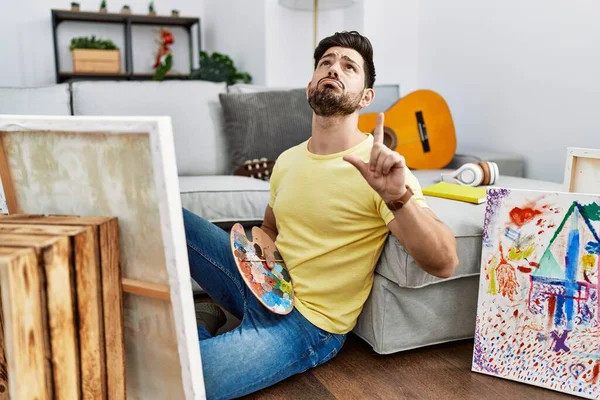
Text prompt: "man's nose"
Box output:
[[327, 68, 339, 79]]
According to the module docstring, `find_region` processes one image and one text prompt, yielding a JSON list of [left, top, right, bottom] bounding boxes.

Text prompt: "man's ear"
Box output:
[[359, 88, 375, 110], [306, 81, 311, 98]]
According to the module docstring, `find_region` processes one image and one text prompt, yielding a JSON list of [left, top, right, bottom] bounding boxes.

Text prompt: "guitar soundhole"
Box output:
[[382, 126, 398, 151], [371, 127, 397, 150]]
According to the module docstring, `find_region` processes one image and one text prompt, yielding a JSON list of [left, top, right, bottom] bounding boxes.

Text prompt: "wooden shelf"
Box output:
[[130, 73, 190, 80], [52, 9, 199, 28], [51, 9, 201, 83], [57, 72, 191, 83]]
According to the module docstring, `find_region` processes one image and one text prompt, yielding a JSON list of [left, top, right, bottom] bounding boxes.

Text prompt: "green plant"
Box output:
[[71, 2, 80, 6], [148, 0, 155, 12], [189, 51, 252, 86], [69, 36, 118, 51], [100, 0, 106, 8]]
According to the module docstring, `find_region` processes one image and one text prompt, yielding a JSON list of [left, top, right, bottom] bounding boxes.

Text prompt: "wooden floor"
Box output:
[[242, 333, 580, 400]]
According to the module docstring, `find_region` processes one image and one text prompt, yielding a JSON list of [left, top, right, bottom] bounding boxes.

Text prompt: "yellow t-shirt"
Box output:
[[269, 134, 429, 334]]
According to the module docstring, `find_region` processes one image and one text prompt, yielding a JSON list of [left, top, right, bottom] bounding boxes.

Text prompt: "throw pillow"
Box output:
[[219, 89, 313, 174]]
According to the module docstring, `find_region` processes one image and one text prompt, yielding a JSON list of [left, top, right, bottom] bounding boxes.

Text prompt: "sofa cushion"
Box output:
[[0, 84, 71, 115], [219, 89, 313, 174], [219, 84, 401, 175], [376, 169, 564, 288], [71, 80, 228, 176], [179, 175, 270, 224]]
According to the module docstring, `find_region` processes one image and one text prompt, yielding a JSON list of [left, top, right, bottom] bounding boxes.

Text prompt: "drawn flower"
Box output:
[[496, 261, 519, 301]]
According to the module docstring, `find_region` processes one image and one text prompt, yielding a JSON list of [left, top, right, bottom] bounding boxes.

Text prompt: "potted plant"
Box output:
[[152, 28, 174, 81], [148, 0, 156, 16], [189, 51, 252, 86], [171, 9, 179, 17], [99, 0, 107, 12], [71, 2, 80, 11], [69, 36, 121, 73], [120, 4, 131, 14]]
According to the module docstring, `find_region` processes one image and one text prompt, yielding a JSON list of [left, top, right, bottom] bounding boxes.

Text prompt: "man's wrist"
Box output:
[[384, 185, 413, 211]]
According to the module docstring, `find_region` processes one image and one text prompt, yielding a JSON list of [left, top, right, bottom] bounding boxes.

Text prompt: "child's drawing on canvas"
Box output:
[[473, 187, 600, 399]]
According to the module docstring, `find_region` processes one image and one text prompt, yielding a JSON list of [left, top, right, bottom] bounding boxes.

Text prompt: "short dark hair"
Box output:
[[313, 31, 376, 88]]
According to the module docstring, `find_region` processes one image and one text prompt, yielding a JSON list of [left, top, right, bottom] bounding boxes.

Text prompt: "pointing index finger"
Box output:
[[373, 112, 384, 144]]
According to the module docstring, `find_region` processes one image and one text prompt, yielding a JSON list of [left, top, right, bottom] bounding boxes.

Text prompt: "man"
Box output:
[[183, 31, 459, 399]]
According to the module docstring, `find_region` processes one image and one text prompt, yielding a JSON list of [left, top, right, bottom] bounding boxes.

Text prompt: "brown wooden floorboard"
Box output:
[[241, 333, 581, 400]]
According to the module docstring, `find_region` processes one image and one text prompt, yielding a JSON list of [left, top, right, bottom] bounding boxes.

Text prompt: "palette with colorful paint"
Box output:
[[230, 223, 294, 314]]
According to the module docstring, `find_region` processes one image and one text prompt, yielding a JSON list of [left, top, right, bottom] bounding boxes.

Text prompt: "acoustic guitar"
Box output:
[[234, 158, 275, 181], [358, 89, 457, 170]]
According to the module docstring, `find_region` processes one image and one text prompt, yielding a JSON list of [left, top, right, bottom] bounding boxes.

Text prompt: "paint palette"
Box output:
[[230, 223, 294, 314]]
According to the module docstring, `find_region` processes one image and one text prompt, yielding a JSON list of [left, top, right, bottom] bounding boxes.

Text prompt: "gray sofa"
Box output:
[[0, 80, 563, 354]]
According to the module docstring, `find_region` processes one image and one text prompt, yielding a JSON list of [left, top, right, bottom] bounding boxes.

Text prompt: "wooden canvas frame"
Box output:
[[563, 147, 600, 194], [0, 115, 205, 399]]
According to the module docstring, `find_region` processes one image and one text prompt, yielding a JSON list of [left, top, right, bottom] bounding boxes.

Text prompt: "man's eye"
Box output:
[[347, 65, 355, 71], [321, 61, 330, 66]]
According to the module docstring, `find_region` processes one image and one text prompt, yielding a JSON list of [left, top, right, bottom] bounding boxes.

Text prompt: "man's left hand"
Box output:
[[343, 113, 407, 203]]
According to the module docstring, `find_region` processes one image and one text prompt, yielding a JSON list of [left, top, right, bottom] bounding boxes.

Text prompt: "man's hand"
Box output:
[[343, 113, 407, 203]]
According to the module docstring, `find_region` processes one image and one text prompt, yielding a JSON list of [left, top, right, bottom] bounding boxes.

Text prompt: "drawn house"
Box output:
[[528, 201, 600, 330]]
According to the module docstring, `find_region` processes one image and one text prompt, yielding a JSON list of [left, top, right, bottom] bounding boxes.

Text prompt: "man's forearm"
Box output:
[[388, 200, 458, 278]]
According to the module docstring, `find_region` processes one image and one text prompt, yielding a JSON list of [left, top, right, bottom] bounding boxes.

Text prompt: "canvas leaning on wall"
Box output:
[[472, 187, 600, 399], [0, 115, 206, 399]]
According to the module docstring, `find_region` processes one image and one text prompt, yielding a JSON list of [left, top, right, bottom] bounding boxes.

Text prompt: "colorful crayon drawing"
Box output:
[[473, 188, 600, 399], [230, 223, 294, 314]]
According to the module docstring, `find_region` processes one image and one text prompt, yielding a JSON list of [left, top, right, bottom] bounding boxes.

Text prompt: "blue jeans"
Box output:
[[182, 209, 347, 400]]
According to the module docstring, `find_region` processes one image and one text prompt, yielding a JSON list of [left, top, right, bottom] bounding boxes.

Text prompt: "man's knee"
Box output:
[[182, 208, 201, 237], [182, 208, 213, 238]]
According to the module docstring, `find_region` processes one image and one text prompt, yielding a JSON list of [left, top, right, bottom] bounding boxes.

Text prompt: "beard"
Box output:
[[307, 79, 363, 117]]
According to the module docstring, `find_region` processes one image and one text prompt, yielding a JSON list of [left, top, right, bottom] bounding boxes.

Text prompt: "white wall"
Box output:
[[6, 0, 589, 183], [0, 0, 417, 92], [363, 0, 419, 93], [261, 0, 418, 90], [202, 0, 266, 85], [419, 0, 600, 183], [264, 0, 362, 88], [0, 0, 202, 87]]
